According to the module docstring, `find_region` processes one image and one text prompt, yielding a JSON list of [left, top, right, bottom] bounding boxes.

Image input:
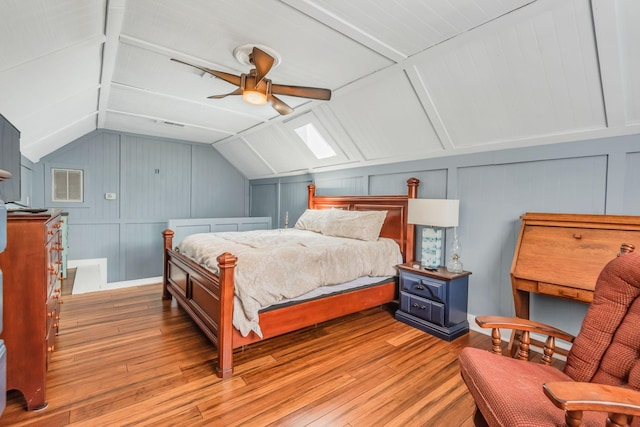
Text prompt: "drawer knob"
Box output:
[[48, 230, 55, 235], [412, 303, 427, 310], [573, 233, 582, 239], [48, 311, 54, 318], [48, 345, 55, 352], [415, 285, 425, 290]]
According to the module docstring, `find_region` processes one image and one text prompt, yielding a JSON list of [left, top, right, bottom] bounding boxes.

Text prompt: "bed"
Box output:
[[162, 177, 420, 378]]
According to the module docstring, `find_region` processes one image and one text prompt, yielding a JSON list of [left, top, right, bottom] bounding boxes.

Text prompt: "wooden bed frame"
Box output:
[[162, 177, 419, 378]]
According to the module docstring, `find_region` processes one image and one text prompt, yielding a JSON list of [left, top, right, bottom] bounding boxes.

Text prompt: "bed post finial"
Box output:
[[307, 183, 316, 209], [407, 177, 419, 199]]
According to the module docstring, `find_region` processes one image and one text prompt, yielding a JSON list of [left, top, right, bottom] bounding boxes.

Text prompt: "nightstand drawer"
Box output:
[[400, 273, 446, 303], [400, 291, 445, 326]]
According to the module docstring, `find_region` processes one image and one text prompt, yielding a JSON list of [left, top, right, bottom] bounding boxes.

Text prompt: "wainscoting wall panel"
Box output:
[[32, 129, 248, 283], [250, 133, 640, 336]]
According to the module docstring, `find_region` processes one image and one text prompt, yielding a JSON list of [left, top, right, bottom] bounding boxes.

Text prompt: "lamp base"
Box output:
[[421, 227, 443, 270]]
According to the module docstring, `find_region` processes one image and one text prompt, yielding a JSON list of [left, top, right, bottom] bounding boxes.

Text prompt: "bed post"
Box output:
[[307, 183, 316, 209], [216, 252, 237, 379], [406, 177, 420, 264], [162, 229, 174, 300]]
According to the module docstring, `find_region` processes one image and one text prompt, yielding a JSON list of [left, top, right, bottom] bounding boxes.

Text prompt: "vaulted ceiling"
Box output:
[[1, 0, 639, 179]]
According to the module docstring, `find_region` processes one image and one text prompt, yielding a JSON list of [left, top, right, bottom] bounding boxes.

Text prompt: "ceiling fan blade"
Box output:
[[171, 58, 241, 87], [207, 88, 243, 99], [268, 94, 294, 115], [251, 47, 274, 87], [271, 83, 331, 100]]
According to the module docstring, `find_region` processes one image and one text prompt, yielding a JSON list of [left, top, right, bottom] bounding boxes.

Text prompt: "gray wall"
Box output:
[[250, 134, 640, 336], [32, 130, 249, 282]]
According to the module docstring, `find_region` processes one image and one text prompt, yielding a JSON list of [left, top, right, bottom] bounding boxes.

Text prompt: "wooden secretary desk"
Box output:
[[511, 212, 640, 320]]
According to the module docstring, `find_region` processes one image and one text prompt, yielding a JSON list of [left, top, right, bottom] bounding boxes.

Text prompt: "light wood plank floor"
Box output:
[[0, 276, 491, 426]]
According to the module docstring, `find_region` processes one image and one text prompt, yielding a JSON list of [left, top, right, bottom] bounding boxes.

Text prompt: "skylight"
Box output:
[[294, 123, 336, 159]]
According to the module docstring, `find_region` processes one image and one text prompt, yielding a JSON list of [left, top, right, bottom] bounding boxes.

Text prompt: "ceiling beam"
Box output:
[[97, 0, 126, 129], [280, 0, 408, 63]]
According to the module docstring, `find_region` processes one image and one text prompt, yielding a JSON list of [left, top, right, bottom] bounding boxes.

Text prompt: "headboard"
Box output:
[[306, 177, 420, 263]]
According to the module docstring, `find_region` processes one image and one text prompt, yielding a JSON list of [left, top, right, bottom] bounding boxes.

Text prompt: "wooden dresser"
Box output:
[[0, 209, 64, 410], [511, 212, 640, 319]]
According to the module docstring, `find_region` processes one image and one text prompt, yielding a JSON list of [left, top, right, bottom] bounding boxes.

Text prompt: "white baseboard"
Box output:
[[103, 276, 162, 290]]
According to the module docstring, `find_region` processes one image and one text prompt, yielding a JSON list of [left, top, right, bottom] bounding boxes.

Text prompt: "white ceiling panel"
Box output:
[[0, 42, 102, 125], [0, 0, 105, 71], [107, 84, 260, 134], [21, 115, 97, 162], [121, 0, 392, 89], [215, 138, 275, 178], [616, 0, 640, 125], [414, 0, 606, 148], [329, 70, 442, 161], [2, 0, 639, 177], [19, 88, 99, 145], [103, 111, 229, 144], [243, 125, 313, 174], [295, 0, 536, 59]]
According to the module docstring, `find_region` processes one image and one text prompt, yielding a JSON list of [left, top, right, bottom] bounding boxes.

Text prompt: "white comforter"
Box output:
[[177, 229, 402, 337]]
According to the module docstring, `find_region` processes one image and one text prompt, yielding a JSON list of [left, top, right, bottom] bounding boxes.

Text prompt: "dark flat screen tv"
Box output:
[[0, 113, 21, 203]]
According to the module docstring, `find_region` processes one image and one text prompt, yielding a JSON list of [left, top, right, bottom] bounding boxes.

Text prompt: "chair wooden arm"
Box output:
[[475, 315, 576, 363], [543, 381, 640, 426]]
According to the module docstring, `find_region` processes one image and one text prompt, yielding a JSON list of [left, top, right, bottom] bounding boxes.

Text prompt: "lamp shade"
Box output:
[[408, 199, 459, 227]]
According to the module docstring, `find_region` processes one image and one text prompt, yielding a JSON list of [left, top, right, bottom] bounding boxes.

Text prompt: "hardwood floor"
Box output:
[[0, 277, 491, 426]]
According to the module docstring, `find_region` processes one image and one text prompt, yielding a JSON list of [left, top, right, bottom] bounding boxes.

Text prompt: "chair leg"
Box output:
[[473, 407, 489, 427]]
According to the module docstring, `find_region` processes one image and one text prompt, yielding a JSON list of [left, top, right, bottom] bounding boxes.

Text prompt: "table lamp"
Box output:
[[408, 199, 459, 270]]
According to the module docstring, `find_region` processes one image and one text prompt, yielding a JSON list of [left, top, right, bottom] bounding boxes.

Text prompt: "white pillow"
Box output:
[[294, 209, 332, 233], [322, 209, 387, 241]]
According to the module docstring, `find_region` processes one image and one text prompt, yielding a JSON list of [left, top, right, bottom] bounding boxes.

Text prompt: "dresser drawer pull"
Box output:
[[573, 233, 582, 239], [48, 345, 55, 352], [48, 311, 54, 318], [412, 303, 427, 310], [415, 285, 425, 290]]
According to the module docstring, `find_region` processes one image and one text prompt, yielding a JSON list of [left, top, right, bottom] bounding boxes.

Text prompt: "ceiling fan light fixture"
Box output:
[[242, 90, 268, 105]]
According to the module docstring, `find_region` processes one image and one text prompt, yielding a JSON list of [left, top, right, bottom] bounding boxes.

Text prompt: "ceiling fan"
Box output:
[[172, 45, 331, 115]]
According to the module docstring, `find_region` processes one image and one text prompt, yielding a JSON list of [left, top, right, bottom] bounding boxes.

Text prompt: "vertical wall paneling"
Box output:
[[190, 144, 247, 218], [250, 183, 278, 228], [120, 135, 191, 219], [313, 175, 365, 196], [123, 222, 166, 280], [624, 151, 640, 214], [32, 129, 248, 282], [280, 180, 312, 228], [250, 134, 639, 336], [68, 223, 121, 281]]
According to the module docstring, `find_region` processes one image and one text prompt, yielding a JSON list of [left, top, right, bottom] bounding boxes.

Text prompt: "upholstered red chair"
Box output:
[[459, 251, 640, 427]]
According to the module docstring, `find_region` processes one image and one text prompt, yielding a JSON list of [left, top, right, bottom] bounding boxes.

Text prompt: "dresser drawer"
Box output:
[[400, 291, 445, 326], [400, 272, 446, 303]]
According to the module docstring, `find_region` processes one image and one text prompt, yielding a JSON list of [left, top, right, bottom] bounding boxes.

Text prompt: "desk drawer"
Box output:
[[513, 225, 636, 291], [400, 291, 445, 326]]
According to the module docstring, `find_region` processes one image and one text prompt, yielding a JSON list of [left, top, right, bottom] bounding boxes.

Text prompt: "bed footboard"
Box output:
[[162, 229, 237, 378]]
